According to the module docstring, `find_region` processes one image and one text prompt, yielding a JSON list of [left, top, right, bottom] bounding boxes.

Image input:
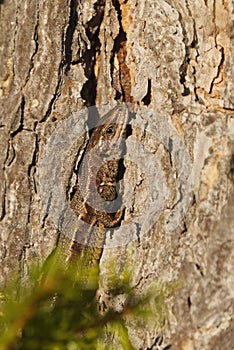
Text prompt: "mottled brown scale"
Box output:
[[58, 105, 129, 267]]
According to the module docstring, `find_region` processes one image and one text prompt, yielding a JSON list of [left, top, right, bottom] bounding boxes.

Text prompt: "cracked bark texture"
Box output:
[[0, 0, 234, 349]]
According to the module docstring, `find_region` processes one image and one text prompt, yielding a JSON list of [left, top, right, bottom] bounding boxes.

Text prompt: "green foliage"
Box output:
[[0, 251, 177, 350]]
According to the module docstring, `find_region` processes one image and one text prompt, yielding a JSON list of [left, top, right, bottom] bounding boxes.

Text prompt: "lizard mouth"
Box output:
[[99, 152, 110, 158]]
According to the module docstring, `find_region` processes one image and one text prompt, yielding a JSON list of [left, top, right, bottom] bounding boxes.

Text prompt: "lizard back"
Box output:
[[58, 104, 130, 266]]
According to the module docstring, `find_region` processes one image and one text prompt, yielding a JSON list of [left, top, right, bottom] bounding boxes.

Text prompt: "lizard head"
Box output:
[[95, 104, 129, 156]]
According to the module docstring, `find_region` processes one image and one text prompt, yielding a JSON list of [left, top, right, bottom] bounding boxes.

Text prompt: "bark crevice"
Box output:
[[64, 0, 78, 73], [111, 0, 132, 102], [80, 1, 105, 106]]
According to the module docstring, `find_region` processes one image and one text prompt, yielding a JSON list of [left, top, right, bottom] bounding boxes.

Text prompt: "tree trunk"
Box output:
[[0, 0, 233, 349]]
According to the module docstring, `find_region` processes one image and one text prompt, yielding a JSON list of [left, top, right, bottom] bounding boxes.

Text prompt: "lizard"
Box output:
[[56, 104, 130, 271]]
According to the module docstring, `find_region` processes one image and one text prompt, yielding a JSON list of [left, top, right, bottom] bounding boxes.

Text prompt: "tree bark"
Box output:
[[0, 0, 233, 349]]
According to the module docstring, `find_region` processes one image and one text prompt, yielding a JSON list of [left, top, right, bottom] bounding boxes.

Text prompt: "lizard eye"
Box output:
[[106, 126, 115, 135]]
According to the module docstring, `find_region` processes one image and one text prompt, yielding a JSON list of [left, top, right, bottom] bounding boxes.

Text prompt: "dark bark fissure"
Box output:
[[146, 335, 163, 350], [24, 9, 40, 87], [142, 79, 152, 106], [12, 4, 19, 78], [0, 178, 6, 221], [4, 97, 24, 170], [146, 335, 172, 350], [110, 0, 122, 100], [5, 137, 15, 168], [180, 221, 188, 235], [135, 222, 141, 243], [10, 96, 25, 138], [209, 46, 224, 94], [171, 183, 183, 210], [187, 296, 192, 308], [110, 28, 127, 100], [39, 72, 63, 123], [41, 192, 53, 229], [163, 345, 172, 350], [64, 0, 78, 73], [168, 138, 173, 167], [178, 13, 191, 97], [229, 153, 234, 182], [178, 5, 199, 99], [190, 23, 199, 101], [80, 2, 105, 107], [111, 0, 132, 103], [27, 132, 39, 218], [195, 263, 204, 277]]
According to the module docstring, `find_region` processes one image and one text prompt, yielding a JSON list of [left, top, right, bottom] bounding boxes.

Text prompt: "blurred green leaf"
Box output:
[[0, 249, 178, 350]]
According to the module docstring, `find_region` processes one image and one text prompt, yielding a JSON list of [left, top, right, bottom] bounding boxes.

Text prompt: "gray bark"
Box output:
[[0, 0, 233, 349]]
